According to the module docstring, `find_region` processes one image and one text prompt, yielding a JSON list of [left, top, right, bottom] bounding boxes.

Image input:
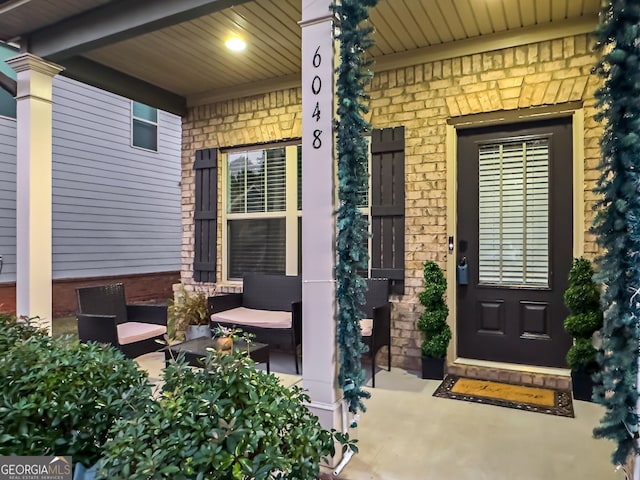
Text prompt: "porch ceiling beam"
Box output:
[[61, 56, 186, 116], [0, 70, 16, 96], [26, 0, 253, 61]]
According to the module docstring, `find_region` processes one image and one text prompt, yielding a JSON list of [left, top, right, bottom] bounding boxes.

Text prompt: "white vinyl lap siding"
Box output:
[[50, 76, 182, 278], [0, 116, 16, 282]]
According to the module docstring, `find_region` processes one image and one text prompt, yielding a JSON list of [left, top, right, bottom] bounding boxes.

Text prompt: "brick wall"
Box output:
[[181, 33, 602, 371], [0, 271, 179, 316]]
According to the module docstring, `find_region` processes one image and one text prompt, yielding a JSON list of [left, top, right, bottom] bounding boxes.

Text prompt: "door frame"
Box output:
[[445, 103, 585, 365]]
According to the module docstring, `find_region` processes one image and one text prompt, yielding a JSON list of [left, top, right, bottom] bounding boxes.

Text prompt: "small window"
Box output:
[[0, 42, 17, 119], [132, 101, 158, 151], [0, 87, 15, 119]]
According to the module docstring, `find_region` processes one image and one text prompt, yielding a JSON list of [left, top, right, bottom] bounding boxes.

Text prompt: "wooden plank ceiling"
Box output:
[[1, 0, 601, 100], [84, 0, 600, 99]]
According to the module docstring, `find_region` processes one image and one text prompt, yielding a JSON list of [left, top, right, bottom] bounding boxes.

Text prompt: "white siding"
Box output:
[[0, 116, 16, 283]]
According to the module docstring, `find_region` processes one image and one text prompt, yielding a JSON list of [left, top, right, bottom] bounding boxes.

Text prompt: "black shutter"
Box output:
[[193, 148, 218, 283], [371, 127, 405, 294]]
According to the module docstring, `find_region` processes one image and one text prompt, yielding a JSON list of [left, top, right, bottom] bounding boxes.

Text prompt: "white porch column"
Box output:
[[300, 0, 345, 465], [7, 53, 63, 333]]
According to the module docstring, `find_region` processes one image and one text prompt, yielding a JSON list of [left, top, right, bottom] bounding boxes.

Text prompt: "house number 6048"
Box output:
[[311, 46, 322, 149]]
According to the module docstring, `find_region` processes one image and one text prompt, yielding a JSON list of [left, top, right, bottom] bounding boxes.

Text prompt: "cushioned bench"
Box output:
[[76, 283, 168, 359], [208, 274, 302, 373]]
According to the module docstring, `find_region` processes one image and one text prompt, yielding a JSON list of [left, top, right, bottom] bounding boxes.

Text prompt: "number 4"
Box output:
[[312, 102, 320, 121]]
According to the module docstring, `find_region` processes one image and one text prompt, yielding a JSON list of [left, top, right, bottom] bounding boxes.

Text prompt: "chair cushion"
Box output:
[[360, 318, 373, 337], [117, 322, 167, 345], [211, 307, 292, 329]]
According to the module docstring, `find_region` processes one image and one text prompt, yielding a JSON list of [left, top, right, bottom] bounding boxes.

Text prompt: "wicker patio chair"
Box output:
[[360, 278, 392, 388], [76, 283, 167, 358]]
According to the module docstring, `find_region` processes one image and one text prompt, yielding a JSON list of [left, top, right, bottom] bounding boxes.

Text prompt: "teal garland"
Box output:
[[592, 0, 640, 466], [332, 0, 377, 414]]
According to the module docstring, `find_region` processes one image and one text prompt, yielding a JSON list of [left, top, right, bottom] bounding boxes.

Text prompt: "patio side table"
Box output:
[[165, 337, 270, 373]]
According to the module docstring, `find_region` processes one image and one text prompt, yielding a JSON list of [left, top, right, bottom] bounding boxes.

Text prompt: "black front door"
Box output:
[[456, 118, 573, 367]]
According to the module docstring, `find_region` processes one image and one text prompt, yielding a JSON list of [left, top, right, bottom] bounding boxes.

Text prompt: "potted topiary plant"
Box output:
[[563, 257, 603, 401], [168, 284, 211, 341], [418, 260, 452, 380]]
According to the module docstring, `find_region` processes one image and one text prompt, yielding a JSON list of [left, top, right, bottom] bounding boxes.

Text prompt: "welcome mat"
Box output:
[[433, 375, 574, 418]]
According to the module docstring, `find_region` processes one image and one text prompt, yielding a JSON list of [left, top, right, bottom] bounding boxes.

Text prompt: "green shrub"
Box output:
[[0, 313, 48, 350], [563, 258, 602, 371], [418, 261, 451, 359], [564, 312, 602, 338], [0, 320, 151, 468], [98, 351, 342, 480], [566, 337, 597, 371]]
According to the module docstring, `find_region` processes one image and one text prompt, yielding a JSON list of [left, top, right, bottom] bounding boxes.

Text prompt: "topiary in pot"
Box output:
[[563, 257, 603, 401], [418, 261, 451, 379], [97, 350, 353, 480], [0, 316, 151, 469]]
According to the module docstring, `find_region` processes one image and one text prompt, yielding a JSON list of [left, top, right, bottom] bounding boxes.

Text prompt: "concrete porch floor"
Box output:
[[136, 351, 623, 480]]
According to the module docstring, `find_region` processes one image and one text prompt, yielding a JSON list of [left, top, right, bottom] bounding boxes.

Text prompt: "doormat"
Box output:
[[433, 375, 574, 418]]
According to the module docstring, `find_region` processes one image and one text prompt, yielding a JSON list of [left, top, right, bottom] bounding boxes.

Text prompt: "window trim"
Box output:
[[130, 100, 159, 152]]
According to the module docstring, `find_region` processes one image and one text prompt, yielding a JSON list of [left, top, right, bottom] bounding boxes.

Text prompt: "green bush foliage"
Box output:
[[418, 261, 451, 359], [98, 351, 346, 480], [0, 318, 151, 467], [0, 313, 47, 350], [566, 337, 598, 371], [563, 312, 602, 338], [563, 258, 602, 371]]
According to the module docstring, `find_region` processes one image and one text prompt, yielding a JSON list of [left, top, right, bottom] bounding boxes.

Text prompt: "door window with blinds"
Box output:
[[224, 145, 299, 280], [478, 136, 550, 287]]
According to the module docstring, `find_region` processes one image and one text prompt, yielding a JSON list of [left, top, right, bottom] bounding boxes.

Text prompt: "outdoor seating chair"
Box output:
[[360, 278, 392, 388], [208, 274, 302, 373], [76, 283, 167, 358]]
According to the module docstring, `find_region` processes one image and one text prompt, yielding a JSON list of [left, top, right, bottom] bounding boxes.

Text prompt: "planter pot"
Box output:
[[216, 336, 233, 352], [73, 463, 97, 480], [571, 369, 595, 402], [421, 355, 445, 380], [185, 325, 212, 341]]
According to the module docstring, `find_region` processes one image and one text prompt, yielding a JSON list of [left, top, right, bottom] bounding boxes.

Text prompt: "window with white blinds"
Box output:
[[226, 147, 288, 279], [478, 138, 550, 287], [228, 147, 286, 214], [224, 142, 372, 281]]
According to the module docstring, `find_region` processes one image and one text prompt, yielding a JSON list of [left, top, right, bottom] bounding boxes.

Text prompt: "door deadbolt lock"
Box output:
[[457, 256, 468, 285]]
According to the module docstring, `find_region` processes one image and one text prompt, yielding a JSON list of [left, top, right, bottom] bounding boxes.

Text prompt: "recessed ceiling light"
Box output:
[[226, 38, 246, 52]]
